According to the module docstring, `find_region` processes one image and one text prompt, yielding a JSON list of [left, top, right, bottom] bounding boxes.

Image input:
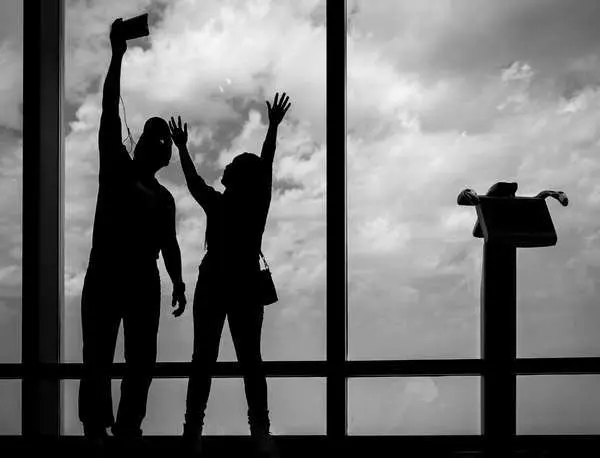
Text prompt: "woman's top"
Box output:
[[191, 159, 273, 280]]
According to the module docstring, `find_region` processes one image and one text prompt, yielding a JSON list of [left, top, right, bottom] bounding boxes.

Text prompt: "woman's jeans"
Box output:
[[185, 260, 269, 430]]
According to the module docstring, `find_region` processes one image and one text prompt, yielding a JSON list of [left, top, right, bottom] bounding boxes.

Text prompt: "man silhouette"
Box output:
[[78, 18, 187, 449]]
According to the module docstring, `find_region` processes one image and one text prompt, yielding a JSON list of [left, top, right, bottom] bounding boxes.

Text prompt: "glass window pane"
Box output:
[[348, 0, 600, 360], [63, 377, 325, 435], [0, 0, 22, 363], [0, 380, 21, 435], [63, 1, 326, 363], [348, 377, 481, 435], [507, 4, 600, 359], [268, 377, 326, 435], [518, 247, 600, 357], [517, 375, 600, 435], [346, 0, 481, 360]]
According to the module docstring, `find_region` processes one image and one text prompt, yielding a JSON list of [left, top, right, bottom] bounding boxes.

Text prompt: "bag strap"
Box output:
[[259, 250, 271, 271]]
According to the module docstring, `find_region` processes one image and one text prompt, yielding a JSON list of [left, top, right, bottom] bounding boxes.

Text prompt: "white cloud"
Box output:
[[4, 0, 600, 435], [355, 217, 411, 254], [405, 378, 439, 404], [0, 41, 22, 130], [60, 1, 327, 368], [0, 136, 22, 297], [501, 61, 535, 83], [0, 300, 18, 325], [345, 0, 600, 363], [0, 265, 20, 287]]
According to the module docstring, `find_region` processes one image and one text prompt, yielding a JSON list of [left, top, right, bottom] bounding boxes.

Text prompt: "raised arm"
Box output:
[[99, 19, 129, 176], [169, 116, 219, 209], [102, 19, 126, 116], [261, 92, 291, 166]]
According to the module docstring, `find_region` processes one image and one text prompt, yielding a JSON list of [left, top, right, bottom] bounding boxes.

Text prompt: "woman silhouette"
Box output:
[[169, 93, 291, 457]]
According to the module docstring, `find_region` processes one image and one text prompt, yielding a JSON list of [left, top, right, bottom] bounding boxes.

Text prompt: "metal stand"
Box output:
[[458, 182, 568, 457], [482, 242, 516, 456]]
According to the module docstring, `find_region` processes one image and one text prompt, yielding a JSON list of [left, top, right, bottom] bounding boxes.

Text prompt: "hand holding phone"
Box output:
[[120, 13, 149, 41], [110, 13, 149, 55]]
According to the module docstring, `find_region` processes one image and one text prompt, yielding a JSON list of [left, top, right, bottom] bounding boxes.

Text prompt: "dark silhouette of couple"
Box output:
[[79, 18, 290, 457]]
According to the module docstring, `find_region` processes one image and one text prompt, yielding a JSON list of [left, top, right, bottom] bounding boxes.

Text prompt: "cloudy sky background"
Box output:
[[2, 0, 600, 436]]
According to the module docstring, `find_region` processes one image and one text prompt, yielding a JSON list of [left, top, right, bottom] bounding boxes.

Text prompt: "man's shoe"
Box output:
[[83, 425, 108, 458], [111, 425, 151, 453], [250, 426, 280, 458], [183, 421, 204, 456], [114, 435, 152, 454]]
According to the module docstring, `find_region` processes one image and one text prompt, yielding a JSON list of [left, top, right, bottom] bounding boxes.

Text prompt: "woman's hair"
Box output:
[[223, 152, 265, 192], [205, 152, 266, 251]]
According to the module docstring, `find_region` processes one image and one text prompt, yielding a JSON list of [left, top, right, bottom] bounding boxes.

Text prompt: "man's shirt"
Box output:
[[89, 112, 174, 268]]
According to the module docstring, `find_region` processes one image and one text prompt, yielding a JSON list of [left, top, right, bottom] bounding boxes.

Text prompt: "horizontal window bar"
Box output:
[[346, 360, 484, 377], [0, 365, 23, 379], [514, 358, 600, 375], [0, 362, 329, 379], [3, 435, 600, 442], [515, 435, 600, 443], [0, 360, 482, 379], [1, 358, 599, 379], [0, 435, 486, 446], [2, 435, 600, 454]]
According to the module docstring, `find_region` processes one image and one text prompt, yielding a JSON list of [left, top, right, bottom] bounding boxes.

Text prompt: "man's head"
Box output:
[[133, 117, 173, 174], [221, 152, 264, 192]]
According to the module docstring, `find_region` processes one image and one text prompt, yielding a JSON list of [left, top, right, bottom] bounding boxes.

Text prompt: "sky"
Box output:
[[2, 0, 600, 436]]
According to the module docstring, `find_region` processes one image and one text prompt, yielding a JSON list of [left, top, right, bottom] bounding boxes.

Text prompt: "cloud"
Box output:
[[405, 378, 439, 403], [0, 265, 21, 287], [348, 377, 479, 435], [0, 0, 597, 369], [0, 133, 22, 299], [60, 0, 328, 370], [0, 299, 18, 325], [102, 0, 327, 143], [0, 42, 22, 131], [0, 0, 598, 436], [346, 0, 600, 362], [502, 61, 535, 83], [348, 0, 600, 79], [65, 0, 168, 103]]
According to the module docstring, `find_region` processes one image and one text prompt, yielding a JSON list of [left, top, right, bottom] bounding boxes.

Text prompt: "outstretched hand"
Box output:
[[169, 116, 188, 149], [266, 92, 291, 126], [110, 18, 127, 56]]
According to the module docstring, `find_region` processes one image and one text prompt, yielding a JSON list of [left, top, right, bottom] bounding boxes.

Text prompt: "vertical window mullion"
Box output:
[[326, 0, 348, 442], [481, 243, 517, 452], [22, 0, 64, 437]]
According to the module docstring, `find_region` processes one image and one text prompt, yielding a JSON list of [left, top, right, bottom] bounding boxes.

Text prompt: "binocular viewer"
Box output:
[[456, 181, 569, 452], [115, 13, 149, 41], [457, 182, 569, 248]]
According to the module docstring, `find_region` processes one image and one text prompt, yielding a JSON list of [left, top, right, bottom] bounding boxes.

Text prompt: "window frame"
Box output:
[[0, 0, 597, 453]]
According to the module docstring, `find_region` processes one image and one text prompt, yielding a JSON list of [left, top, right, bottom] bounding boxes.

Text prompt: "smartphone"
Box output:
[[120, 13, 149, 41]]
